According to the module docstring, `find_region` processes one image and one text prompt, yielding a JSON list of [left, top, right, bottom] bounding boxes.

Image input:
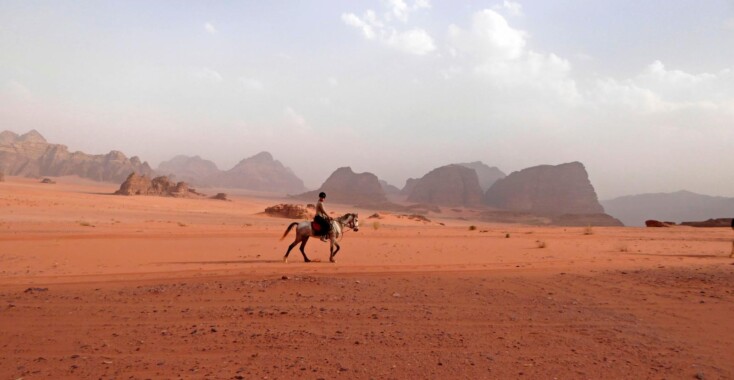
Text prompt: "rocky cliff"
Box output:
[[214, 152, 306, 194], [407, 164, 483, 207], [0, 130, 153, 183], [456, 161, 506, 192], [602, 191, 734, 227], [484, 162, 605, 216], [157, 155, 220, 187], [296, 167, 387, 204]]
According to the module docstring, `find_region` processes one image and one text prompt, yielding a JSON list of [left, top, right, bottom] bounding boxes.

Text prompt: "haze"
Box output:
[[1, 0, 732, 199]]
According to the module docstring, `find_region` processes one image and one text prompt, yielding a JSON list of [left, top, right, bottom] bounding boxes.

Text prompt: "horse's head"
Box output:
[[347, 213, 359, 232]]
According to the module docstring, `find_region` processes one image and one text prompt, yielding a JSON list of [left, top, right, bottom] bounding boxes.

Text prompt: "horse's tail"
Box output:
[[280, 222, 299, 241]]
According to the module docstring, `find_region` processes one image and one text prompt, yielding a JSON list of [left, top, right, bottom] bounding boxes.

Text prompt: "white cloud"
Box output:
[[385, 28, 435, 55], [494, 1, 523, 16], [341, 13, 375, 39], [342, 2, 435, 55], [204, 22, 217, 35], [383, 0, 431, 22], [239, 77, 264, 91], [447, 9, 578, 101]]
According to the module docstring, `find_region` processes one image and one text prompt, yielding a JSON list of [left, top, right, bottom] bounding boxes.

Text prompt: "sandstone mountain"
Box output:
[[157, 155, 219, 186], [456, 161, 506, 191], [379, 180, 401, 195], [115, 173, 195, 197], [295, 167, 387, 204], [407, 164, 483, 207], [157, 151, 306, 194], [602, 191, 734, 227], [0, 130, 153, 183], [215, 152, 306, 194], [400, 178, 419, 196], [484, 162, 605, 216]]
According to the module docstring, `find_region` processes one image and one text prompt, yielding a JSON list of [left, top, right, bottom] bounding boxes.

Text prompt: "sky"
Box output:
[[1, 0, 733, 199]]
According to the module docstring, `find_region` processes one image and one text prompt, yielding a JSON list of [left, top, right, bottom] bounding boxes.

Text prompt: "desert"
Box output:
[[1, 176, 732, 379]]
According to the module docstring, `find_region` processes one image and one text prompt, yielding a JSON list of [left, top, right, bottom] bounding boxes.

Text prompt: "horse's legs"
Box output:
[[329, 239, 340, 263], [284, 237, 300, 263], [299, 237, 311, 263]]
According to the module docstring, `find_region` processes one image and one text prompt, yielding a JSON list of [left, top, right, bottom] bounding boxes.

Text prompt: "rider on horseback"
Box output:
[[314, 192, 331, 241]]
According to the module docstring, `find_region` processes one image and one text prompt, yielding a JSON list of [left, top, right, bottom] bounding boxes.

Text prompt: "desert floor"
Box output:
[[1, 177, 733, 379]]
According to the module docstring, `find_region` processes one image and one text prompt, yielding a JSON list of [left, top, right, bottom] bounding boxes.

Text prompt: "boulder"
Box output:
[[645, 220, 670, 227], [484, 162, 605, 216], [210, 193, 229, 201], [406, 164, 483, 207], [264, 204, 312, 219], [295, 167, 388, 204], [115, 173, 192, 197], [40, 178, 56, 184]]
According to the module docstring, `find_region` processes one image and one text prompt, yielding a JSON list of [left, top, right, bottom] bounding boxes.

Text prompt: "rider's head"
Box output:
[[319, 192, 326, 200]]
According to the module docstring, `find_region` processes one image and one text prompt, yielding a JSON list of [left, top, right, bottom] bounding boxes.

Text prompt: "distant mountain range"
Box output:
[[0, 130, 153, 183], [602, 191, 734, 226]]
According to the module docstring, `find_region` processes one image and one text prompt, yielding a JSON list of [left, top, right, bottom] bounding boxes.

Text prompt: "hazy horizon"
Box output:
[[2, 1, 733, 199]]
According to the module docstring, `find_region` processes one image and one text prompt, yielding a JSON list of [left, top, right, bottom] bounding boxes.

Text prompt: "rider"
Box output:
[[314, 192, 331, 241]]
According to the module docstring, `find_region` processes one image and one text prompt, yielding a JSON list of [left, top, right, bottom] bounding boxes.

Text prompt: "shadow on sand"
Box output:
[[152, 259, 283, 265]]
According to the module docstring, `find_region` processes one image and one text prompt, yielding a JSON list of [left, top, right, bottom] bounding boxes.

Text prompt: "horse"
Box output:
[[280, 213, 359, 263]]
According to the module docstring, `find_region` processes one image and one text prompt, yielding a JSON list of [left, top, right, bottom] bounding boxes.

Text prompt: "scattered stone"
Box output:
[[210, 193, 229, 201], [40, 178, 56, 184], [24, 287, 48, 293], [645, 220, 671, 227], [115, 173, 196, 197], [281, 275, 290, 280]]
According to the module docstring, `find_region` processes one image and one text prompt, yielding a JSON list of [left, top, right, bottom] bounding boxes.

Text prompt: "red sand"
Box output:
[[1, 177, 733, 379]]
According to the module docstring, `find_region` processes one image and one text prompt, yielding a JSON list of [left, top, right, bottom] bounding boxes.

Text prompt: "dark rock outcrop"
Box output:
[[680, 218, 733, 228], [406, 165, 483, 207], [0, 130, 153, 183], [551, 213, 623, 227], [157, 155, 220, 186], [602, 191, 734, 227], [264, 204, 312, 219], [645, 220, 671, 227], [296, 167, 387, 204], [115, 173, 193, 197], [484, 162, 604, 216], [456, 161, 506, 191]]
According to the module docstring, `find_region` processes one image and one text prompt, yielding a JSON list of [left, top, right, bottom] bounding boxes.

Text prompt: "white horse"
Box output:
[[280, 213, 359, 263]]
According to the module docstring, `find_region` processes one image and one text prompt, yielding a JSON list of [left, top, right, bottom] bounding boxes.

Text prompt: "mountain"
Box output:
[[484, 162, 605, 215], [295, 167, 387, 204], [407, 164, 484, 207], [0, 129, 153, 183], [157, 155, 220, 187], [214, 152, 306, 194], [602, 191, 734, 227], [456, 161, 506, 191]]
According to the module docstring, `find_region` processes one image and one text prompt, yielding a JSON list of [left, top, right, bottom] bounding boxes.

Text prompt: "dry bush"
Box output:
[[583, 225, 594, 235], [535, 240, 547, 248], [372, 221, 380, 230], [469, 225, 477, 231], [505, 233, 511, 238], [615, 243, 629, 252]]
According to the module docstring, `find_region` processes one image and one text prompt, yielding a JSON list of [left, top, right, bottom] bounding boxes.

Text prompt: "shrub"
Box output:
[[536, 240, 547, 248], [469, 225, 477, 231]]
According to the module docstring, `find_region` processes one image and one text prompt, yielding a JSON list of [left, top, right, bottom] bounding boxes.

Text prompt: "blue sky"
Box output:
[[1, 1, 733, 198]]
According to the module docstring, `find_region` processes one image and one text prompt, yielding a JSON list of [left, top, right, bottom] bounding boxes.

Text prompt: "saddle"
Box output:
[[311, 221, 331, 237]]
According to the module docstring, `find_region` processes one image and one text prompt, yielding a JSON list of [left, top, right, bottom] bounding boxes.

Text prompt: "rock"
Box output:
[[456, 161, 506, 191], [645, 220, 670, 227], [264, 204, 312, 219], [40, 178, 56, 184], [484, 162, 605, 216], [407, 164, 483, 207], [115, 173, 194, 197], [551, 213, 624, 227], [680, 218, 733, 227], [0, 129, 154, 183], [295, 167, 388, 204], [602, 190, 734, 227], [210, 193, 229, 201], [400, 178, 419, 196]]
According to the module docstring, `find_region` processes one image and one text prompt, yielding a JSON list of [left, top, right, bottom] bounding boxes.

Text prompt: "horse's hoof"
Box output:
[[304, 259, 311, 263], [329, 259, 336, 263]]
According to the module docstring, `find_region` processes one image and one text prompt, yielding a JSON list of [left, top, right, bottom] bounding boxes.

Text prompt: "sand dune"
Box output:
[[1, 176, 733, 378]]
